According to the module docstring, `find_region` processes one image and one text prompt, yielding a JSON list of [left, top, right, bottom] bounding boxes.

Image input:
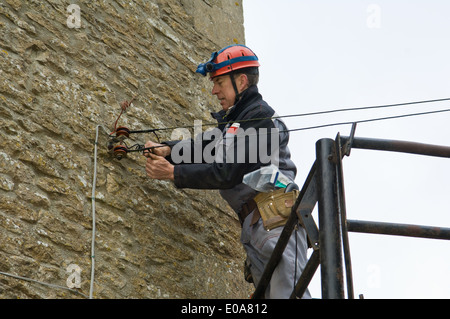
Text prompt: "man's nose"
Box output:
[[211, 84, 219, 95]]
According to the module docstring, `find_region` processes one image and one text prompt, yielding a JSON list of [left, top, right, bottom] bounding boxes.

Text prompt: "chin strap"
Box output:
[[230, 73, 243, 105]]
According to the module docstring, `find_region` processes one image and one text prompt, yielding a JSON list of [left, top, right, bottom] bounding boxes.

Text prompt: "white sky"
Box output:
[[243, 0, 450, 299]]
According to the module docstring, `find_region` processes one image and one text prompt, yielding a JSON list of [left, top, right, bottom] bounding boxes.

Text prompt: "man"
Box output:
[[144, 44, 311, 299]]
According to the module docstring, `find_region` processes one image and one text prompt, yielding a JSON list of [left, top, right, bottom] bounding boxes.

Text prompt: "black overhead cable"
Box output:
[[284, 107, 450, 134], [213, 107, 450, 141], [128, 97, 450, 134]]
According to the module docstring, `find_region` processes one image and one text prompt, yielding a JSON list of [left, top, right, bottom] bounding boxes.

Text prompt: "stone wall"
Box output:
[[0, 0, 252, 298]]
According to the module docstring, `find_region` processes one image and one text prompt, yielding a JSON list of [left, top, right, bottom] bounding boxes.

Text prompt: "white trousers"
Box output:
[[241, 210, 311, 299]]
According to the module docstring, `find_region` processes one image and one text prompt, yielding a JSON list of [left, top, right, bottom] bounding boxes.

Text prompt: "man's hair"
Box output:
[[233, 67, 259, 87]]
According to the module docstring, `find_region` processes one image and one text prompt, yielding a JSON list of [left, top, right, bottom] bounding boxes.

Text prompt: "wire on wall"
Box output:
[[0, 271, 89, 298]]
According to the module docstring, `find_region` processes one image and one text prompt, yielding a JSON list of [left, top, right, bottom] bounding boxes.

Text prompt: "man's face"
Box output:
[[211, 75, 238, 111]]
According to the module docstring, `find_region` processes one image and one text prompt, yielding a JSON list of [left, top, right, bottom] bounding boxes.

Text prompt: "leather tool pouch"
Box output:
[[254, 188, 299, 231]]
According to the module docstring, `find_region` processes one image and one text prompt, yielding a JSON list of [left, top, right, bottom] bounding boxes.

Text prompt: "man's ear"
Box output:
[[238, 73, 249, 92]]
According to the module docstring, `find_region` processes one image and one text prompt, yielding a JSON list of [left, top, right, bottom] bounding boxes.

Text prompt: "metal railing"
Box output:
[[252, 131, 450, 299]]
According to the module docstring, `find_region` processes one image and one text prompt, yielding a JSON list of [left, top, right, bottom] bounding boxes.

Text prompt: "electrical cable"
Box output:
[[285, 107, 450, 134], [276, 97, 450, 121], [89, 124, 104, 299], [126, 97, 450, 134], [0, 271, 89, 298], [203, 107, 450, 141]]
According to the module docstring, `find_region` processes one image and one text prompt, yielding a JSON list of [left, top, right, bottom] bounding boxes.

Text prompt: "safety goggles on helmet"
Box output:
[[196, 44, 260, 78]]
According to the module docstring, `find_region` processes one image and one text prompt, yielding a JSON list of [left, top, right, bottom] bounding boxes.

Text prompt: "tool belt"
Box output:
[[240, 188, 299, 231]]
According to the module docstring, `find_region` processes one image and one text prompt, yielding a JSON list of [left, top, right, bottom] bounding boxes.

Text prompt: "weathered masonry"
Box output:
[[0, 0, 252, 298]]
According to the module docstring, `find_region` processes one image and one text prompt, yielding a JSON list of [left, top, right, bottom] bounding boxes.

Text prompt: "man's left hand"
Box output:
[[145, 153, 175, 181]]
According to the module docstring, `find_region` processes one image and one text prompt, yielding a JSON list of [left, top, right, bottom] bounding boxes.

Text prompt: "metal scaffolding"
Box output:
[[252, 130, 450, 299]]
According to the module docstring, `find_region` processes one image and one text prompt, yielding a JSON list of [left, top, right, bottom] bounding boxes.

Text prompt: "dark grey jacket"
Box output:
[[164, 85, 297, 214]]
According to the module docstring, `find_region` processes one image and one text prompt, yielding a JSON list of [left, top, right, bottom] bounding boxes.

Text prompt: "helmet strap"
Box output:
[[230, 73, 243, 105]]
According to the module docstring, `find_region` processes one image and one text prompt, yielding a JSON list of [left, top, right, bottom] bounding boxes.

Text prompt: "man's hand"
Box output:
[[144, 140, 171, 158], [144, 140, 173, 181], [145, 153, 175, 181]]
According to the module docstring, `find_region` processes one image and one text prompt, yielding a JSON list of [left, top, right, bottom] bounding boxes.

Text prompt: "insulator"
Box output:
[[113, 145, 128, 160], [115, 126, 130, 138]]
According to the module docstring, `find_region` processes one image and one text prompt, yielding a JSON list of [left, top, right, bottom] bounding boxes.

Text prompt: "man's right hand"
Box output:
[[144, 140, 171, 158]]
